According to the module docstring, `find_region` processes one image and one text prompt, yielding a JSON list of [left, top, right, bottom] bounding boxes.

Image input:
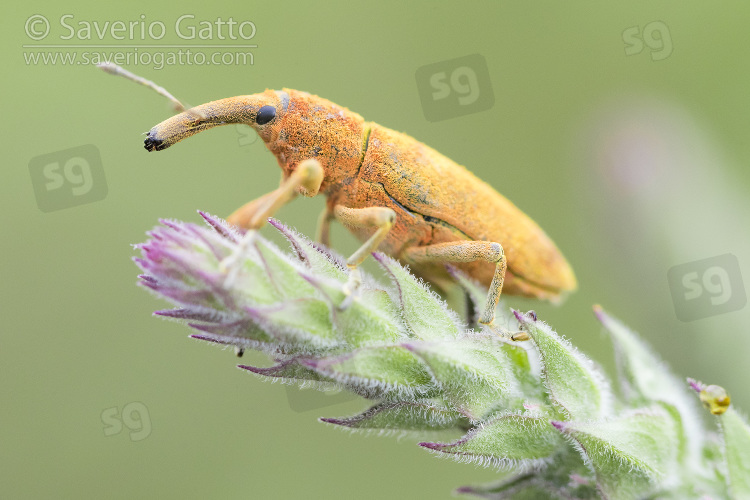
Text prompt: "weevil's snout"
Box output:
[[143, 91, 280, 152], [144, 134, 164, 152], [143, 113, 219, 152], [143, 110, 229, 152]]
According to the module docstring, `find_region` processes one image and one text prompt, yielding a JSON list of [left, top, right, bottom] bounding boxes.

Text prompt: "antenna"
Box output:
[[97, 63, 205, 119]]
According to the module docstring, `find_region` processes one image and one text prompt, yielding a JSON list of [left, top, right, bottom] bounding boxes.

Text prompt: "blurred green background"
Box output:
[[4, 1, 750, 498]]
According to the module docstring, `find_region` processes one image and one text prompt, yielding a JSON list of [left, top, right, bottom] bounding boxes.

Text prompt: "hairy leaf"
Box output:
[[420, 414, 562, 470], [515, 311, 612, 420]]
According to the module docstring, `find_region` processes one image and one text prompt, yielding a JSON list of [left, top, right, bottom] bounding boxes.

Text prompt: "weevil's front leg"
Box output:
[[405, 241, 519, 338], [333, 205, 396, 306], [227, 189, 283, 230], [219, 159, 324, 284]]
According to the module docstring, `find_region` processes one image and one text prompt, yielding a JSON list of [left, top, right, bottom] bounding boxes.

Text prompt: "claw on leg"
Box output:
[[480, 321, 530, 341], [339, 267, 362, 310], [510, 331, 530, 341]]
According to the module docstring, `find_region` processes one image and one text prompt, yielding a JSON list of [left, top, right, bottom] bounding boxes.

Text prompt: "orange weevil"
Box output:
[[102, 64, 577, 336]]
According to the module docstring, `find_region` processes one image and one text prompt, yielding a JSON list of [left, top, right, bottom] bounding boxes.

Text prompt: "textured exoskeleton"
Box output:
[[144, 89, 577, 331]]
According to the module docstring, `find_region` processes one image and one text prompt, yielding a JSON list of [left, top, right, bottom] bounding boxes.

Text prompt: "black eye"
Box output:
[[256, 105, 276, 125]]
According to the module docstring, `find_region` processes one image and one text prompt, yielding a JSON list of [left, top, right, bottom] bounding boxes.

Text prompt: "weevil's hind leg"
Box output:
[[333, 205, 396, 308], [404, 241, 521, 339], [219, 159, 324, 286]]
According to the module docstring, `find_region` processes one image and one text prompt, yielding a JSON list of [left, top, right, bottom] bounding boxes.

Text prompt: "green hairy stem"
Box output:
[[134, 212, 750, 500]]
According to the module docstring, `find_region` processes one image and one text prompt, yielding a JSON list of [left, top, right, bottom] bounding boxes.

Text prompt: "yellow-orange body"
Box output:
[[145, 89, 576, 301]]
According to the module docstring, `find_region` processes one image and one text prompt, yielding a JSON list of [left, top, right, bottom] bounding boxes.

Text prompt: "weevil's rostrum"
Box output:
[[144, 88, 576, 330]]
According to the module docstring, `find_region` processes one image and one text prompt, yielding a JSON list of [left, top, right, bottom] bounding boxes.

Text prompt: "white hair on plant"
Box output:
[[134, 213, 750, 499]]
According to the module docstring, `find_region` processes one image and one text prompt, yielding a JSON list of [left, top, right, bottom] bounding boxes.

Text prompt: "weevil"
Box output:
[[104, 64, 576, 335]]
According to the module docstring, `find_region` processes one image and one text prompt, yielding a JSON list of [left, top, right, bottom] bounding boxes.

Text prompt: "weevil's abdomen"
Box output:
[[347, 123, 577, 300]]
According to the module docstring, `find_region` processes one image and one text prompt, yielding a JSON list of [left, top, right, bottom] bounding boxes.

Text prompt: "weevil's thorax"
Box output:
[[263, 89, 367, 195]]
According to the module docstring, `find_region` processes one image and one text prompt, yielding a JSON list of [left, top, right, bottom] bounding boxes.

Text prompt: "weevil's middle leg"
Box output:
[[219, 159, 324, 284], [316, 207, 334, 247], [333, 205, 396, 306], [404, 241, 511, 335]]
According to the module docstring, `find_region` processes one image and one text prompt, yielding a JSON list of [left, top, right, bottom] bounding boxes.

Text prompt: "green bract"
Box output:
[[135, 213, 749, 499]]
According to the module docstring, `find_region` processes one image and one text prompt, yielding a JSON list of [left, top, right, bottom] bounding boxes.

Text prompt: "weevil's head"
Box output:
[[144, 89, 366, 191]]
